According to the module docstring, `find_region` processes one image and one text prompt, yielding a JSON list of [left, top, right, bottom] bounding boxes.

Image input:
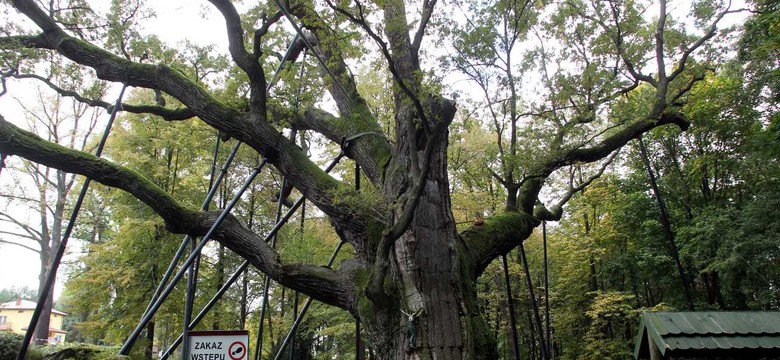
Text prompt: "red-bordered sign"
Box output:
[[188, 330, 249, 360], [228, 341, 246, 360]]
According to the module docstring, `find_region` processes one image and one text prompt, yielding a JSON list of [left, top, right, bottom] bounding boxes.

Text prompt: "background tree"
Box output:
[[526, 59, 780, 358], [0, 79, 103, 344]]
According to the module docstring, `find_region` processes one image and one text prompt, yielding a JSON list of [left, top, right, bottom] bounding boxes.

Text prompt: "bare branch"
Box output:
[[534, 149, 621, 221], [11, 73, 195, 120], [0, 211, 44, 240], [655, 0, 668, 84], [0, 230, 39, 243], [411, 0, 437, 61], [667, 3, 747, 82], [0, 238, 41, 253]]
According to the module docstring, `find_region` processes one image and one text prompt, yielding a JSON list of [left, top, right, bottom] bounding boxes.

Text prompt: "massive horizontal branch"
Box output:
[[557, 112, 689, 166], [517, 111, 690, 213], [0, 114, 199, 231], [471, 114, 689, 272], [461, 210, 538, 277], [0, 114, 356, 310]]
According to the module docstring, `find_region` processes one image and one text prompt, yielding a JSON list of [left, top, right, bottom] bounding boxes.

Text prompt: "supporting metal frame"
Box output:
[[271, 241, 345, 360], [120, 29, 305, 356], [118, 158, 270, 355], [502, 255, 521, 360], [519, 240, 549, 360], [255, 129, 297, 360], [543, 221, 552, 359], [157, 153, 345, 360]]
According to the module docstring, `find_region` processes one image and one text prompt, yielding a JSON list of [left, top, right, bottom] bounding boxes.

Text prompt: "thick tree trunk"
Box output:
[[35, 261, 54, 345], [0, 1, 697, 358], [362, 226, 497, 359], [359, 108, 498, 359]]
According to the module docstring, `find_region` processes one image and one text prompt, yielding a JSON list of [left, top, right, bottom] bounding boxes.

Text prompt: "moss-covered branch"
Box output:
[[0, 114, 199, 232], [0, 114, 356, 310], [484, 114, 691, 273], [460, 211, 538, 277], [286, 107, 390, 184]]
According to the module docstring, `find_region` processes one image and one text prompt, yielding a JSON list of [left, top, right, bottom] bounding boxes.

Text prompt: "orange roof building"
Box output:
[[0, 299, 67, 344]]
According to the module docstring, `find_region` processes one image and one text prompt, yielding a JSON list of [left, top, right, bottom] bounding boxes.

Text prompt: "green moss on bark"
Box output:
[[460, 211, 537, 276]]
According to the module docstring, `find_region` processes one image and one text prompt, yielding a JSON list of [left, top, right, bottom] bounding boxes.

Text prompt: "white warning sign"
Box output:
[[188, 330, 249, 360]]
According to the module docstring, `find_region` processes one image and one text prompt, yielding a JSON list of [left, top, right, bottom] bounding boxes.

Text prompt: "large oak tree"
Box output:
[[0, 0, 738, 358]]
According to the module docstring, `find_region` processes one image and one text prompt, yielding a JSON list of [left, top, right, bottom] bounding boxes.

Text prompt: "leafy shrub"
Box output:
[[0, 332, 24, 360], [38, 344, 129, 360]]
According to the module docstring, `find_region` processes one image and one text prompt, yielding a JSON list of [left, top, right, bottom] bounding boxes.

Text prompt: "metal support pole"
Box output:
[[271, 241, 346, 360], [141, 140, 240, 319], [141, 31, 299, 321], [543, 222, 552, 358], [255, 129, 297, 360], [502, 255, 521, 360], [182, 237, 197, 360], [290, 292, 299, 360], [519, 241, 549, 360], [289, 201, 305, 360], [160, 261, 250, 360], [159, 154, 345, 360], [17, 84, 128, 360], [355, 162, 362, 360], [356, 319, 364, 360], [355, 164, 360, 191]]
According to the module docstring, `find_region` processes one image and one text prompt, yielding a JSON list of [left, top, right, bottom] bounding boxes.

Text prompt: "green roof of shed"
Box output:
[[634, 312, 780, 359]]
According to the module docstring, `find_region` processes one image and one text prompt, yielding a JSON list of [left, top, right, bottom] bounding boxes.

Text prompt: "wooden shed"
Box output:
[[634, 311, 780, 359]]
